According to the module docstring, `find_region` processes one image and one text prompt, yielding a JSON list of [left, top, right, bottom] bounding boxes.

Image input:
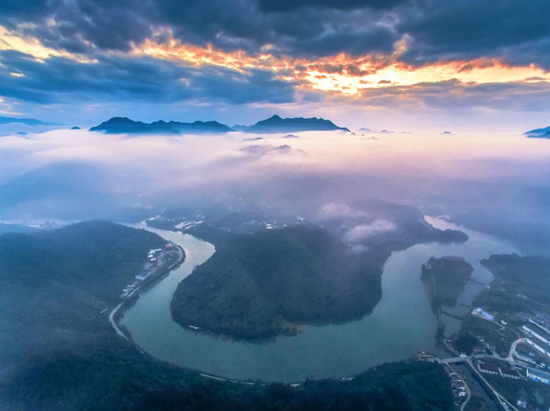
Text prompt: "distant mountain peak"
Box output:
[[237, 115, 349, 133], [90, 115, 348, 135], [525, 125, 550, 138], [0, 116, 58, 126], [90, 117, 233, 135]]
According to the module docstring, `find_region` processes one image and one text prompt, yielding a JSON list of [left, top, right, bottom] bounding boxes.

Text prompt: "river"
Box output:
[[120, 217, 518, 382]]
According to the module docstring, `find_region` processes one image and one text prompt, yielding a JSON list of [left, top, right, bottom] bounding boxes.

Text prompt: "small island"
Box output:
[[421, 256, 474, 307], [171, 225, 383, 339]]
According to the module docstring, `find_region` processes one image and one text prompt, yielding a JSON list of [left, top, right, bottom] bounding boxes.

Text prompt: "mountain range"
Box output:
[[0, 116, 58, 126], [90, 115, 349, 135], [234, 115, 349, 133], [90, 117, 232, 135]]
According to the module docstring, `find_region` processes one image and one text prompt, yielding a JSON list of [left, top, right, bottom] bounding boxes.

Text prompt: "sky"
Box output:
[[1, 0, 550, 131]]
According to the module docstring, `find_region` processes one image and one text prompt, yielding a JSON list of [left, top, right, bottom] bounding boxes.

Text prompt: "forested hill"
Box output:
[[421, 256, 474, 307], [0, 221, 165, 373], [0, 221, 454, 409], [481, 253, 550, 304], [0, 221, 165, 303], [171, 225, 385, 338]]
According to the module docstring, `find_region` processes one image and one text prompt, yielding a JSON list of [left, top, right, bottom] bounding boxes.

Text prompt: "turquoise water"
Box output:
[[120, 218, 517, 382]]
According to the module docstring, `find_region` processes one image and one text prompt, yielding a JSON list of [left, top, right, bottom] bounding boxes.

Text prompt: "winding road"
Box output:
[[108, 242, 184, 342]]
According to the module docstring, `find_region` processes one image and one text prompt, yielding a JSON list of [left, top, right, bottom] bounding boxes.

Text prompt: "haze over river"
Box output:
[[120, 218, 517, 382]]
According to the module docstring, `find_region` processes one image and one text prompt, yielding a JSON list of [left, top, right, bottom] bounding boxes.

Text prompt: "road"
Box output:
[[467, 358, 519, 411], [438, 335, 550, 411], [440, 335, 530, 365], [108, 294, 135, 341], [108, 241, 184, 341], [507, 338, 529, 361], [443, 363, 471, 411], [439, 353, 509, 364], [438, 335, 544, 410]]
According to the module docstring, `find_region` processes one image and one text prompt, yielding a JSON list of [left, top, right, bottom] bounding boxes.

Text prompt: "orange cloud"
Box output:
[[2, 23, 549, 98], [133, 35, 550, 96], [0, 26, 96, 63]]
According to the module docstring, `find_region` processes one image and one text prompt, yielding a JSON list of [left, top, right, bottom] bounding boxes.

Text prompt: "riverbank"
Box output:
[[110, 241, 185, 341], [118, 218, 518, 382]]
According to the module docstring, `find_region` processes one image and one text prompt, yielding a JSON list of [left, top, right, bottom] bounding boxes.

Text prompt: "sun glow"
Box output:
[[2, 23, 550, 99], [134, 36, 550, 96], [305, 60, 550, 94], [0, 26, 96, 63]]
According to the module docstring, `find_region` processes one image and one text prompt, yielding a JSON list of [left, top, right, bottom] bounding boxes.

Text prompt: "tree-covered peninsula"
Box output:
[[171, 225, 385, 338]]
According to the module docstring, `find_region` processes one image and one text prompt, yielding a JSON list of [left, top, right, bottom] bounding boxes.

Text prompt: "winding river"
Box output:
[[120, 217, 518, 382]]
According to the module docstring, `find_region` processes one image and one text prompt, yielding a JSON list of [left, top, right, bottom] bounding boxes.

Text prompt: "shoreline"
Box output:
[[108, 241, 185, 342]]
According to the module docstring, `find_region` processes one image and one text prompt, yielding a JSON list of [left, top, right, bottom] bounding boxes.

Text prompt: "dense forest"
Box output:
[[0, 342, 453, 410], [0, 221, 455, 410], [421, 256, 474, 307], [0, 221, 165, 373], [481, 253, 550, 304], [0, 222, 453, 410], [171, 225, 386, 338]]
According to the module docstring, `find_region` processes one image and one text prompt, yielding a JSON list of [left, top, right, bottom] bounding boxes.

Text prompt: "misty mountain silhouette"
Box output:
[[91, 115, 349, 135], [525, 125, 550, 138], [90, 117, 233, 135], [235, 115, 350, 133], [0, 116, 58, 126]]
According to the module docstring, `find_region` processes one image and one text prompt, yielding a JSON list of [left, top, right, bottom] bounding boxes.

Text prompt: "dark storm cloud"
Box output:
[[0, 0, 400, 58], [3, 0, 549, 68], [1, 0, 550, 81], [0, 50, 297, 105], [396, 0, 550, 68], [0, 0, 50, 22], [257, 0, 406, 12], [7, 0, 156, 53]]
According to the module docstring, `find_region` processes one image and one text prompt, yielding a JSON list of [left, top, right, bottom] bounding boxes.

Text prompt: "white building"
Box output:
[[477, 361, 499, 375], [136, 272, 152, 281], [530, 319, 550, 335], [527, 368, 550, 384], [475, 307, 495, 321], [499, 367, 521, 379], [514, 350, 538, 365], [526, 338, 550, 359], [523, 324, 550, 346]]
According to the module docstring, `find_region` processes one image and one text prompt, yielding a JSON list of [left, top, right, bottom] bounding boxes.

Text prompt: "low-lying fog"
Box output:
[[1, 127, 550, 254]]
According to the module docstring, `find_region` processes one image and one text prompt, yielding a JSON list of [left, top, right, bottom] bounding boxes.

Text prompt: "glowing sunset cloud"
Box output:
[[134, 36, 550, 96], [0, 26, 96, 63], [1, 0, 550, 129], [304, 60, 550, 94]]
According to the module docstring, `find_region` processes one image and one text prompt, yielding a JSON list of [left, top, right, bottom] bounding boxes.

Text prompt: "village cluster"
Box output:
[[120, 243, 179, 299]]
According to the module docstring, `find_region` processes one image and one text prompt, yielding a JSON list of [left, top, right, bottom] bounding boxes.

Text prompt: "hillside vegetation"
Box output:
[[421, 256, 474, 307], [0, 221, 454, 410], [1, 351, 452, 411], [481, 253, 550, 304], [0, 221, 165, 373], [171, 225, 385, 338]]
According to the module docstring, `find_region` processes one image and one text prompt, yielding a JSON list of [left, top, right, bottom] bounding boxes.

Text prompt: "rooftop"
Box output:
[[527, 368, 550, 379], [527, 321, 550, 340], [499, 368, 519, 377], [477, 362, 499, 373]]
